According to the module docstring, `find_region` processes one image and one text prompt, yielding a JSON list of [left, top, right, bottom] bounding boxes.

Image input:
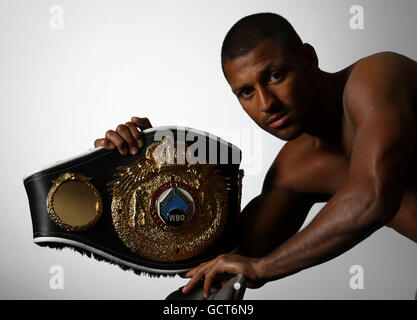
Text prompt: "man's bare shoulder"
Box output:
[[344, 51, 417, 108], [340, 51, 417, 151], [264, 134, 349, 196], [349, 51, 417, 75]]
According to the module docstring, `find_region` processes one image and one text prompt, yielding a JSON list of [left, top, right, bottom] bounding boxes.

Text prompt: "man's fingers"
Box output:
[[131, 116, 152, 130], [203, 269, 217, 299], [182, 272, 203, 294], [94, 138, 114, 150], [124, 122, 144, 149], [184, 260, 212, 278], [105, 130, 129, 155], [94, 117, 152, 156], [183, 270, 193, 278], [115, 124, 139, 155]]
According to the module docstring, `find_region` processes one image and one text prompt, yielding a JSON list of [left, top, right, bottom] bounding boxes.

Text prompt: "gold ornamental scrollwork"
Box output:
[[107, 138, 231, 262]]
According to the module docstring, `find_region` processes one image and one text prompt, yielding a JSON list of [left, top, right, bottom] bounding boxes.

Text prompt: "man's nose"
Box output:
[[256, 86, 277, 112]]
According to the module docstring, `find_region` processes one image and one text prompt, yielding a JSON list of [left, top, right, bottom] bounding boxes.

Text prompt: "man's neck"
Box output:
[[303, 68, 350, 146]]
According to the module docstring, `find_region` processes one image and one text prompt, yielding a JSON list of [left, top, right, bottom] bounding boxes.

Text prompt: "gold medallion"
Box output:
[[46, 173, 103, 232]]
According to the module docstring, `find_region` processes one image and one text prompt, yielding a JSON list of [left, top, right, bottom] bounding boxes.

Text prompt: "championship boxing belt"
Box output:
[[23, 126, 244, 275]]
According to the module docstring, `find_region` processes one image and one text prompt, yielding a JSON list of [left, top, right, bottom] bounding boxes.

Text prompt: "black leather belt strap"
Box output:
[[24, 127, 242, 275]]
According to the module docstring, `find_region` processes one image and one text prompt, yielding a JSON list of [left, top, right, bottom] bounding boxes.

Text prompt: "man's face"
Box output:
[[223, 40, 317, 141]]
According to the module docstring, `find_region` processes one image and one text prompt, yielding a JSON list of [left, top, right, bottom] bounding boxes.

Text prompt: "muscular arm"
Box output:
[[182, 136, 345, 295], [257, 54, 415, 281], [238, 184, 316, 259]]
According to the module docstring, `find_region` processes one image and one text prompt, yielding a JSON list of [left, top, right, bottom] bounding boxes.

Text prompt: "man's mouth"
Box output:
[[268, 112, 291, 129]]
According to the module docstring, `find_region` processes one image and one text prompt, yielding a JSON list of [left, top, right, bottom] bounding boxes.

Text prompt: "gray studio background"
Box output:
[[1, 0, 416, 299]]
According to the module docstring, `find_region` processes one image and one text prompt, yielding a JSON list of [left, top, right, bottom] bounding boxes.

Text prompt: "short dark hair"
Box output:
[[221, 12, 303, 70]]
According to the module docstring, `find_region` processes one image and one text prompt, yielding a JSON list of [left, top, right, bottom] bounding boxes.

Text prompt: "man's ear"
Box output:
[[300, 43, 319, 71]]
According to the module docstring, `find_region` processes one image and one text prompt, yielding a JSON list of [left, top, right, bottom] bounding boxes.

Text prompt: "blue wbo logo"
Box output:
[[158, 187, 194, 227]]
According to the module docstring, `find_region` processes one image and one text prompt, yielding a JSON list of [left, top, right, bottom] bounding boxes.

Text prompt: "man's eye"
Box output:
[[238, 88, 253, 98], [269, 71, 284, 83]]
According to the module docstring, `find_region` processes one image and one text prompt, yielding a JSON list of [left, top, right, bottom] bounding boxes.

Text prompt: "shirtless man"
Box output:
[[94, 13, 417, 298]]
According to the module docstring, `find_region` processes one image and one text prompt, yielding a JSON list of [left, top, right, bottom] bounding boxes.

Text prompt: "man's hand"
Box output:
[[94, 117, 152, 155], [181, 253, 264, 298]]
